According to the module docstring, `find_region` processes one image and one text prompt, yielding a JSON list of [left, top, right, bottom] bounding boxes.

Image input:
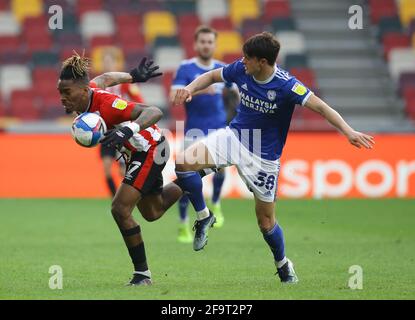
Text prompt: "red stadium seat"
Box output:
[[76, 0, 103, 17], [382, 33, 411, 60], [223, 53, 242, 64], [0, 0, 10, 10], [161, 71, 174, 95], [403, 86, 415, 102], [89, 35, 116, 48], [263, 0, 292, 22], [0, 36, 20, 53], [22, 16, 53, 53], [369, 0, 398, 24], [210, 17, 234, 31], [0, 95, 6, 117], [290, 67, 317, 89], [405, 97, 415, 120], [178, 14, 200, 47], [10, 89, 41, 120]]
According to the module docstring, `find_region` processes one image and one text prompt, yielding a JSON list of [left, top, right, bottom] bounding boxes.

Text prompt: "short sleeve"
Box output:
[[284, 77, 312, 106], [221, 60, 244, 84], [171, 64, 189, 89], [98, 93, 135, 126]]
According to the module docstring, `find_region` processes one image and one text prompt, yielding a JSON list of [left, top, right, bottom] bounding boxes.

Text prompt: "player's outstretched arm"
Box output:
[[304, 94, 375, 149], [92, 57, 162, 89], [173, 68, 223, 104], [100, 104, 163, 148]]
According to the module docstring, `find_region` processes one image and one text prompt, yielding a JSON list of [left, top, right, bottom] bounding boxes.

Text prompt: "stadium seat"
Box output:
[[0, 0, 10, 10], [153, 36, 180, 48], [10, 89, 40, 120], [405, 96, 415, 120], [229, 0, 260, 27], [378, 16, 403, 40], [399, 72, 415, 94], [138, 83, 167, 110], [263, 0, 292, 22], [161, 70, 174, 95], [241, 18, 268, 40], [271, 17, 297, 32], [166, 0, 196, 16], [0, 36, 20, 53], [382, 33, 411, 60], [143, 11, 177, 44], [0, 65, 32, 100], [369, 0, 398, 24], [211, 17, 234, 31], [284, 53, 309, 70], [90, 35, 116, 48], [54, 33, 83, 50], [31, 51, 60, 67], [23, 17, 53, 53], [105, 0, 132, 14], [196, 0, 227, 23], [276, 31, 306, 64], [398, 0, 415, 27], [290, 67, 317, 89], [0, 12, 20, 36], [80, 11, 115, 40], [214, 31, 243, 60], [11, 0, 43, 22], [223, 53, 242, 64], [177, 14, 200, 47], [389, 48, 415, 80], [76, 0, 103, 17], [91, 46, 125, 74], [124, 49, 151, 71], [0, 51, 28, 65], [53, 13, 79, 35], [154, 46, 185, 72]]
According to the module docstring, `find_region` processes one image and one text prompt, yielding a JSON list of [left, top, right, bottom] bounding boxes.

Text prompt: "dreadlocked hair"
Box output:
[[60, 50, 90, 84]]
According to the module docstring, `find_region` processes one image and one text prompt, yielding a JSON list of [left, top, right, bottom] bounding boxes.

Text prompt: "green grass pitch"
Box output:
[[0, 198, 414, 300]]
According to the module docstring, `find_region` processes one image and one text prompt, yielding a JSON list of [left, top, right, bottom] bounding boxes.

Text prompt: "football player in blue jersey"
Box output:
[[170, 26, 239, 243], [173, 32, 374, 284]]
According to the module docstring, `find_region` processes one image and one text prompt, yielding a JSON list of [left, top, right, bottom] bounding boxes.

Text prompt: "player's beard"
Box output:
[[198, 49, 213, 62]]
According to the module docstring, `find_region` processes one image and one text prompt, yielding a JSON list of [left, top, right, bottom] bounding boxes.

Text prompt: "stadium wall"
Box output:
[[0, 133, 414, 199]]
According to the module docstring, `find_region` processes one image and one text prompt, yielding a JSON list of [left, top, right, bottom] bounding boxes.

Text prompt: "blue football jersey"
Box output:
[[221, 59, 312, 161], [172, 58, 230, 134]]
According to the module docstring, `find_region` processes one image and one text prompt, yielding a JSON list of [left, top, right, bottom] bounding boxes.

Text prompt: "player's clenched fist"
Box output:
[[173, 88, 192, 105]]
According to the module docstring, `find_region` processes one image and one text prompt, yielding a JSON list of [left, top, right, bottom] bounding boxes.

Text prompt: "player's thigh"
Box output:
[[175, 141, 216, 172], [112, 183, 142, 216]]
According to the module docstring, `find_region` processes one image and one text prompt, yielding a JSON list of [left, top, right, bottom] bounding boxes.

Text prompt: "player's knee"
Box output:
[[111, 201, 130, 221], [257, 216, 275, 233]]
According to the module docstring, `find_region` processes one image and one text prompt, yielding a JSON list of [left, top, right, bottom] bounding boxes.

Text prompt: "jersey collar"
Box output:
[[253, 65, 277, 85], [193, 57, 215, 71]]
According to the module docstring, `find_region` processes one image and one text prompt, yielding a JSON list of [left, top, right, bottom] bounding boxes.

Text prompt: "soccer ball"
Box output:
[[71, 112, 107, 148]]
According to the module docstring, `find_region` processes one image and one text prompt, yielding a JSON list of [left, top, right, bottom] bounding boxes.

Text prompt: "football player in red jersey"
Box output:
[[99, 49, 146, 197], [57, 52, 186, 286]]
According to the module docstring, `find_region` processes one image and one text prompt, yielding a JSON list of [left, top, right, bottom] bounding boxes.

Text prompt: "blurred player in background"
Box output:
[[99, 48, 145, 197], [58, 52, 188, 286], [173, 32, 375, 284], [170, 26, 239, 243]]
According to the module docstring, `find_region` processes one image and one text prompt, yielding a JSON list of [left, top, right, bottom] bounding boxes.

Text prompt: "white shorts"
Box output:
[[200, 127, 280, 202]]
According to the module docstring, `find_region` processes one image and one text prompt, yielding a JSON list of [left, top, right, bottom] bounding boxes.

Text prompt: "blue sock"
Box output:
[[175, 171, 206, 212], [178, 195, 189, 222], [262, 224, 286, 263], [212, 171, 225, 204]]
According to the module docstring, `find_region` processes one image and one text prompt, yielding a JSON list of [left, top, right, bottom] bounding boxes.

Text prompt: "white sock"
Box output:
[[196, 207, 210, 220], [134, 270, 151, 278], [275, 257, 288, 269]]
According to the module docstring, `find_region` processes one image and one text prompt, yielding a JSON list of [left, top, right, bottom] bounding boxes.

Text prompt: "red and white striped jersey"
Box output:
[[88, 81, 162, 153]]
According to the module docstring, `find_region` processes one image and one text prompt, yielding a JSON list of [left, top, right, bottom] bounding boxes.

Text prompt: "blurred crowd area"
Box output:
[[0, 0, 415, 133]]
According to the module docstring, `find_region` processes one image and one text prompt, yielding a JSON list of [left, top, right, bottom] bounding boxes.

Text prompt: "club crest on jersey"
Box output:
[[267, 90, 277, 101], [112, 99, 127, 110], [291, 82, 307, 96]]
